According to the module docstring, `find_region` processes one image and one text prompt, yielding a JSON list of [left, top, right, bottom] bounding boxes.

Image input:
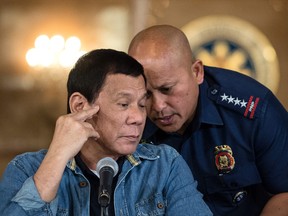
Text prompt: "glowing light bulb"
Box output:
[[26, 48, 39, 67], [65, 36, 81, 51], [50, 35, 65, 53], [27, 34, 85, 68], [34, 35, 50, 50]]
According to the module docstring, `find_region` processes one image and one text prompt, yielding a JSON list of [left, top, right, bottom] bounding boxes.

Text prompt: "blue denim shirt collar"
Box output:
[[66, 144, 160, 173]]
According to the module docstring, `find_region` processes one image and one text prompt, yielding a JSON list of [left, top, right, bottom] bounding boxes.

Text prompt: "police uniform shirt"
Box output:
[[142, 66, 288, 216]]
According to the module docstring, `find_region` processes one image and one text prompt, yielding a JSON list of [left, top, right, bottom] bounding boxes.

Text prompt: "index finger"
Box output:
[[73, 106, 100, 122]]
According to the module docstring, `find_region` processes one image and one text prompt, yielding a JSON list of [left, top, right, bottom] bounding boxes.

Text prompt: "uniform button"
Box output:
[[79, 181, 88, 187], [233, 191, 247, 204], [211, 89, 218, 95], [157, 202, 164, 209]]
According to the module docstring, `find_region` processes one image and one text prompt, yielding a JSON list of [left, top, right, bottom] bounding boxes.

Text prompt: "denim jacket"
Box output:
[[0, 143, 212, 216]]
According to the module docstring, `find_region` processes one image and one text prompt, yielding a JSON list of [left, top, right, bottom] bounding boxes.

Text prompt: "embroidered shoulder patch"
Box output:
[[208, 86, 262, 119]]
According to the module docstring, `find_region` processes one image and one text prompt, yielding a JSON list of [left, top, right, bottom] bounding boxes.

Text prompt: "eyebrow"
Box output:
[[115, 92, 131, 97], [115, 91, 148, 100], [155, 82, 175, 90]]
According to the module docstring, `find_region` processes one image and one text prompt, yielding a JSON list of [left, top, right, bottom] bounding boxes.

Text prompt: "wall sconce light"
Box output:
[[26, 34, 86, 68]]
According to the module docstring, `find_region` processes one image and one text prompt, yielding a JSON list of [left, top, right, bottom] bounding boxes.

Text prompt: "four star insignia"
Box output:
[[221, 93, 247, 108]]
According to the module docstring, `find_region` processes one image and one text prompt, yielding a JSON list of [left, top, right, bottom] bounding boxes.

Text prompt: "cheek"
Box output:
[[174, 89, 195, 111], [175, 89, 191, 104], [184, 82, 199, 100], [95, 116, 119, 144], [92, 111, 113, 133], [145, 99, 153, 112]]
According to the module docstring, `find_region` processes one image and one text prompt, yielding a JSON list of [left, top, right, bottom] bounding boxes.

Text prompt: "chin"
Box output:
[[120, 145, 138, 155], [158, 125, 179, 133]]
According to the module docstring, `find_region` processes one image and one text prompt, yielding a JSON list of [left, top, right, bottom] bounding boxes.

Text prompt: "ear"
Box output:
[[191, 59, 204, 84], [69, 92, 89, 113]]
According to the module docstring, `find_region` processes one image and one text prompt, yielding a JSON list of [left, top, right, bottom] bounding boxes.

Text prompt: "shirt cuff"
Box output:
[[12, 176, 58, 214]]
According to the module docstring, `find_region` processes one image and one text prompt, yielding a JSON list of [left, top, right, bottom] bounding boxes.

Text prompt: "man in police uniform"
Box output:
[[128, 25, 288, 216]]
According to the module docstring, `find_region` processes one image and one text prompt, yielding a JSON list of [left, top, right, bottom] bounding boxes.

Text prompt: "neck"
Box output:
[[79, 141, 120, 170]]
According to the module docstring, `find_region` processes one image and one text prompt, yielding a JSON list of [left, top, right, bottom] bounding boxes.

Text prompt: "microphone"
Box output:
[[95, 157, 119, 208]]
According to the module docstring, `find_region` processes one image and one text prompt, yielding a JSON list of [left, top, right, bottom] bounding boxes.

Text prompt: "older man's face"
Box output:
[[91, 73, 147, 157]]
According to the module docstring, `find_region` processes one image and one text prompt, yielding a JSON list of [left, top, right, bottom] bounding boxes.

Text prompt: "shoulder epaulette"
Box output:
[[208, 85, 263, 119]]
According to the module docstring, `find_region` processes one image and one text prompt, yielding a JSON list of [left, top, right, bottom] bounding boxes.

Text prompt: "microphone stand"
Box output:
[[101, 206, 109, 216], [99, 189, 111, 216]]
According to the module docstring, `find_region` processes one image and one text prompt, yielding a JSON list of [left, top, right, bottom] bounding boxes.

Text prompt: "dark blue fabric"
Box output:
[[142, 66, 288, 216]]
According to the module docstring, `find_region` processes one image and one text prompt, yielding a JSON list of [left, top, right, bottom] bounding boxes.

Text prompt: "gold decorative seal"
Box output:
[[182, 15, 280, 93], [214, 145, 235, 174]]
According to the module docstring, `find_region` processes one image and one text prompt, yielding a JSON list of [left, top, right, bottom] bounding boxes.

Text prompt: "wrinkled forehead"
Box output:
[[99, 73, 146, 97]]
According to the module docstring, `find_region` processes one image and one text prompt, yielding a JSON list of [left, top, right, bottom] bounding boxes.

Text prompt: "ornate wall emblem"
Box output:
[[182, 15, 280, 93]]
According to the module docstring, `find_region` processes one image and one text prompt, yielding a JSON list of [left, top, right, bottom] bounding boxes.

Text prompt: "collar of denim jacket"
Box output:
[[67, 157, 77, 171]]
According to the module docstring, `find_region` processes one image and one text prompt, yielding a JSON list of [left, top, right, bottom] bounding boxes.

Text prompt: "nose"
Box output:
[[151, 93, 166, 113], [127, 106, 146, 125]]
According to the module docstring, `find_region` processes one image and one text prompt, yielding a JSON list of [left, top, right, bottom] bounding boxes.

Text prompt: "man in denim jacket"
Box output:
[[0, 49, 212, 216]]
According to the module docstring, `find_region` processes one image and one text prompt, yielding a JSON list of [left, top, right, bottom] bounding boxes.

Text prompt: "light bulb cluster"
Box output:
[[26, 35, 86, 68]]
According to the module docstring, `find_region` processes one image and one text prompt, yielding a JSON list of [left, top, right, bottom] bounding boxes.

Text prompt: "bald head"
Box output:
[[128, 25, 194, 64], [128, 25, 204, 134]]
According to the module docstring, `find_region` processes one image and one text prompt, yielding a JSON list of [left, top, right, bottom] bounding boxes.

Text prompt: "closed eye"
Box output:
[[159, 87, 171, 94], [139, 101, 146, 108], [118, 103, 128, 108]]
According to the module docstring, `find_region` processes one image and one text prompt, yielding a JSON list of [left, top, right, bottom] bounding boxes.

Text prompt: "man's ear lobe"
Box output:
[[69, 92, 88, 113]]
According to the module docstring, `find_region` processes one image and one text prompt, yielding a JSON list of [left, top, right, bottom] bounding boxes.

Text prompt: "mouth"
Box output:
[[155, 115, 174, 125], [122, 135, 140, 142]]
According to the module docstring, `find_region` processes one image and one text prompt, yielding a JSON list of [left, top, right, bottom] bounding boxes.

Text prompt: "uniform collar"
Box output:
[[198, 79, 223, 126]]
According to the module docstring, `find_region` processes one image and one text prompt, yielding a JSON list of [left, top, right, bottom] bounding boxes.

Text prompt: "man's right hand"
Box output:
[[33, 107, 100, 202]]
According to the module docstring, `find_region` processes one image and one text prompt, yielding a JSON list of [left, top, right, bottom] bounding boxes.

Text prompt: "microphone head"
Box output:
[[95, 157, 119, 178]]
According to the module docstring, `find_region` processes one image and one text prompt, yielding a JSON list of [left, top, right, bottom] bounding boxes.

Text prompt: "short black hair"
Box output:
[[67, 49, 145, 113]]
